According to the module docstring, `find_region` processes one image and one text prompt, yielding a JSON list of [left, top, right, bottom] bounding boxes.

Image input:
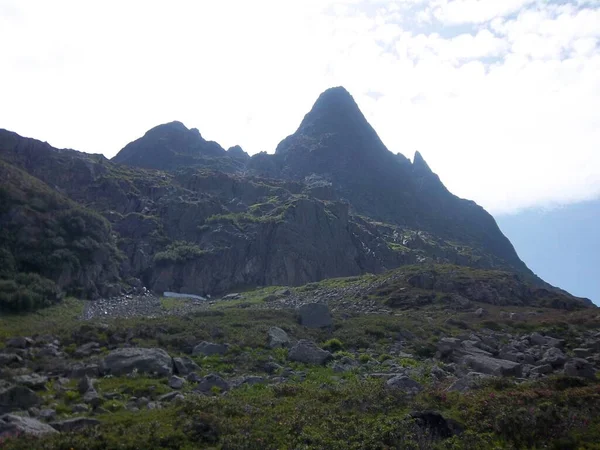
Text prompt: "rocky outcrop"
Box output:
[[288, 340, 333, 365], [102, 348, 173, 376], [0, 414, 58, 438]]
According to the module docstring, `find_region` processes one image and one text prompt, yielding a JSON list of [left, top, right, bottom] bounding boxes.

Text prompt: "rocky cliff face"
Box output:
[[0, 86, 592, 310]]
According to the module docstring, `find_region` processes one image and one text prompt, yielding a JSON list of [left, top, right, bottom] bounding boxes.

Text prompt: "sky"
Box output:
[[498, 198, 600, 304], [1, 0, 599, 216]]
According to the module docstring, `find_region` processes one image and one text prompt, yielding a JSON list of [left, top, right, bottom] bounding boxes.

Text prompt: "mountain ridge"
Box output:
[[0, 86, 593, 310]]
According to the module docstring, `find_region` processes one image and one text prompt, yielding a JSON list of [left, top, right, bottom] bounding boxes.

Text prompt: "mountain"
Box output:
[[113, 121, 244, 173], [0, 87, 593, 311]]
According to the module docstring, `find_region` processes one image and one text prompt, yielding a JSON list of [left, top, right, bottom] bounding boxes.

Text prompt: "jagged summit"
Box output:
[[112, 121, 227, 171], [413, 151, 431, 172], [276, 86, 389, 157]]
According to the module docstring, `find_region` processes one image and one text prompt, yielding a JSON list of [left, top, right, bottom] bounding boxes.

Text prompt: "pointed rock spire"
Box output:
[[412, 151, 432, 173]]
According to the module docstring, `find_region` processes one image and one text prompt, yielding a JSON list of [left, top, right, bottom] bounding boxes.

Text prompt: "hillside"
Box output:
[[0, 86, 598, 449], [0, 87, 590, 310]]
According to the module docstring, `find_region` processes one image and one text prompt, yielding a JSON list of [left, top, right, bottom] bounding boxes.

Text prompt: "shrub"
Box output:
[[322, 338, 344, 352], [153, 242, 205, 265]]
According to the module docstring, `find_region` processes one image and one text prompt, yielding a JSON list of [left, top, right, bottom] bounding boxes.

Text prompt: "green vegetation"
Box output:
[[0, 161, 122, 310], [153, 241, 206, 265]]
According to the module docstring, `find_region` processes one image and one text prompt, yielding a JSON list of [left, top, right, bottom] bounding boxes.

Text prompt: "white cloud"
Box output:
[[0, 0, 599, 215]]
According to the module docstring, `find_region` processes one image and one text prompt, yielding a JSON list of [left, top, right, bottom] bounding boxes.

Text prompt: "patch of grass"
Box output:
[[0, 297, 84, 340], [160, 297, 189, 310]]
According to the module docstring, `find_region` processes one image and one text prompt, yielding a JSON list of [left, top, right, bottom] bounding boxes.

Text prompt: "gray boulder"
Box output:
[[541, 347, 567, 368], [0, 414, 58, 438], [192, 342, 229, 357], [13, 374, 48, 391], [0, 353, 23, 367], [267, 327, 291, 349], [83, 389, 102, 408], [169, 376, 185, 390], [298, 303, 332, 329], [5, 337, 33, 349], [447, 372, 490, 392], [50, 417, 101, 432], [564, 358, 596, 380], [78, 376, 94, 395], [102, 348, 173, 376], [0, 386, 40, 413], [194, 374, 229, 393], [386, 376, 423, 394], [173, 357, 201, 376], [332, 357, 359, 373], [530, 364, 553, 375], [288, 340, 333, 365], [463, 355, 522, 377], [573, 348, 592, 358]]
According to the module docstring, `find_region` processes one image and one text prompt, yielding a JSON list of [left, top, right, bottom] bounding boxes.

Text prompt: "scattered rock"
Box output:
[[573, 348, 592, 358], [530, 364, 553, 375], [288, 340, 333, 365], [267, 327, 290, 349], [0, 414, 58, 438], [169, 376, 185, 390], [83, 389, 102, 408], [264, 362, 283, 374], [463, 355, 522, 377], [541, 347, 567, 368], [194, 374, 230, 393], [298, 303, 332, 329], [192, 342, 229, 357], [102, 348, 173, 377], [0, 353, 23, 367], [386, 376, 423, 394], [13, 374, 48, 391], [474, 308, 487, 318], [173, 357, 201, 376], [50, 417, 101, 432], [564, 358, 596, 380], [74, 342, 102, 358], [446, 372, 489, 392], [410, 411, 464, 440], [0, 386, 40, 413], [5, 337, 33, 349], [78, 376, 95, 395]]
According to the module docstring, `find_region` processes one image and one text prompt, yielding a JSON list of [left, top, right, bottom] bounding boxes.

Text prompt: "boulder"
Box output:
[[50, 417, 101, 432], [192, 342, 229, 357], [0, 414, 58, 438], [83, 389, 102, 408], [474, 308, 487, 318], [267, 327, 291, 349], [332, 357, 359, 373], [0, 386, 40, 413], [564, 358, 596, 380], [173, 357, 201, 376], [530, 364, 553, 375], [13, 374, 48, 391], [298, 303, 332, 329], [78, 376, 95, 395], [386, 376, 423, 394], [194, 374, 230, 393], [462, 355, 522, 377], [573, 348, 592, 358], [288, 340, 333, 365], [5, 337, 33, 349], [529, 332, 547, 346], [169, 376, 185, 390], [0, 353, 23, 367], [446, 372, 490, 392], [102, 348, 173, 377], [410, 411, 463, 440], [541, 347, 567, 368]]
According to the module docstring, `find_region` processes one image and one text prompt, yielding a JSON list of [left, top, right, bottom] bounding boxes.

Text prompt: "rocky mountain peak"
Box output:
[[413, 151, 432, 173], [112, 121, 226, 170], [275, 86, 388, 157]]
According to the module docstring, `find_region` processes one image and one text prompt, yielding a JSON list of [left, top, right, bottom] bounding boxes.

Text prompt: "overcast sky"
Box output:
[[1, 0, 599, 215]]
